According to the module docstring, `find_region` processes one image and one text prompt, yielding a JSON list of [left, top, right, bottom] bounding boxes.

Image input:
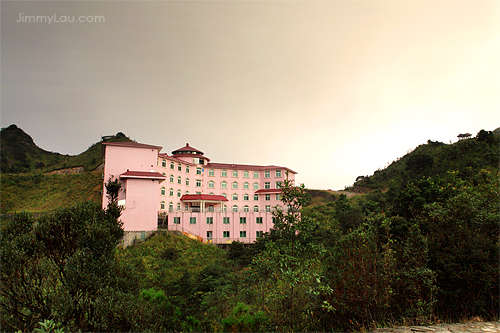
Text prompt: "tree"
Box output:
[[243, 172, 331, 331], [0, 178, 147, 332]]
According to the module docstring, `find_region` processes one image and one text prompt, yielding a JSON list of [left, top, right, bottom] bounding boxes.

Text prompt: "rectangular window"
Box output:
[[209, 169, 215, 176], [253, 171, 259, 178], [240, 231, 246, 238], [276, 170, 282, 177], [223, 217, 230, 224], [223, 231, 230, 238], [256, 231, 263, 238], [256, 217, 263, 224], [266, 205, 271, 212], [264, 170, 270, 178], [196, 167, 202, 175], [276, 181, 282, 189], [240, 217, 246, 224], [276, 193, 281, 201], [265, 194, 271, 201], [206, 217, 213, 224], [173, 217, 180, 224], [221, 170, 227, 177], [190, 217, 196, 224], [196, 179, 202, 187], [265, 182, 271, 189]]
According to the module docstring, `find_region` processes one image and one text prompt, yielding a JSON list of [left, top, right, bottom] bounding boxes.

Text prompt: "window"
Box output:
[[232, 181, 238, 189], [265, 194, 271, 201], [177, 203, 181, 211], [240, 231, 246, 238], [243, 171, 249, 178], [185, 204, 189, 211], [264, 171, 270, 178], [253, 182, 259, 190], [240, 217, 246, 224], [170, 161, 174, 170], [223, 217, 230, 224], [276, 193, 281, 201], [254, 206, 259, 212], [243, 182, 249, 190], [243, 205, 249, 212], [232, 205, 238, 212], [169, 175, 174, 183], [169, 188, 174, 197], [256, 217, 263, 224], [222, 193, 227, 199], [190, 217, 196, 224], [222, 204, 227, 212], [207, 231, 212, 239], [232, 193, 238, 201], [253, 194, 259, 201], [177, 190, 181, 197], [208, 180, 215, 188], [169, 202, 174, 212], [265, 205, 271, 212], [196, 167, 202, 175], [232, 170, 238, 177], [209, 169, 215, 176], [221, 170, 227, 177], [196, 179, 202, 187], [173, 217, 180, 224], [223, 231, 230, 238], [185, 190, 189, 194], [186, 166, 190, 173], [161, 187, 166, 195], [161, 201, 165, 210], [276, 181, 282, 189], [162, 159, 166, 167], [276, 170, 282, 177], [208, 205, 214, 212], [243, 194, 249, 201], [206, 217, 213, 224], [256, 231, 263, 238], [221, 181, 227, 189], [253, 171, 259, 178], [178, 163, 182, 171], [265, 182, 271, 189], [177, 176, 182, 185], [185, 178, 190, 186]]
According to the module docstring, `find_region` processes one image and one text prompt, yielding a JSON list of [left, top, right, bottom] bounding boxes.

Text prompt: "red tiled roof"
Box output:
[[180, 194, 228, 202], [103, 142, 162, 150], [172, 143, 204, 155], [120, 170, 166, 180], [207, 163, 297, 174], [254, 188, 283, 194]]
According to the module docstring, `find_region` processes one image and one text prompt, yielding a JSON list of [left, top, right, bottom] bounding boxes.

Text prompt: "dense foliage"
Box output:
[[1, 129, 498, 332]]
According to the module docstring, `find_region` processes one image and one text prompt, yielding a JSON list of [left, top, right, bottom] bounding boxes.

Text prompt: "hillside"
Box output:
[[346, 128, 499, 193], [1, 125, 131, 174], [0, 124, 132, 213]]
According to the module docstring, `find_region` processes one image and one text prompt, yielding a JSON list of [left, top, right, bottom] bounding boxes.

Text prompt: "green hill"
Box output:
[[0, 124, 132, 213], [346, 128, 499, 193]]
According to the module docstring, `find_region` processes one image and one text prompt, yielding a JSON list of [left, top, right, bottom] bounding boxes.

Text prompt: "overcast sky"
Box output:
[[1, 1, 499, 189]]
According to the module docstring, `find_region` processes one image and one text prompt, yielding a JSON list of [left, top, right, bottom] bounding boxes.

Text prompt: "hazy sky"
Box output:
[[2, 1, 499, 189]]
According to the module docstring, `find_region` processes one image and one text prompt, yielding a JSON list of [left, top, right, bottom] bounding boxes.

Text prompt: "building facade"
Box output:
[[102, 142, 296, 244]]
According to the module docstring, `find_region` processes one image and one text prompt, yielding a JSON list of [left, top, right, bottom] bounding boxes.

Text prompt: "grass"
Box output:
[[1, 171, 103, 213]]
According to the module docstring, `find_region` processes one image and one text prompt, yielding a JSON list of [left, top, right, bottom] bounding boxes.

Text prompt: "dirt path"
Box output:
[[373, 321, 499, 333]]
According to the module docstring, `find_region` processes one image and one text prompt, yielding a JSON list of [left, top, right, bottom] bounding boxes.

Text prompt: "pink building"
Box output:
[[102, 142, 296, 244]]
